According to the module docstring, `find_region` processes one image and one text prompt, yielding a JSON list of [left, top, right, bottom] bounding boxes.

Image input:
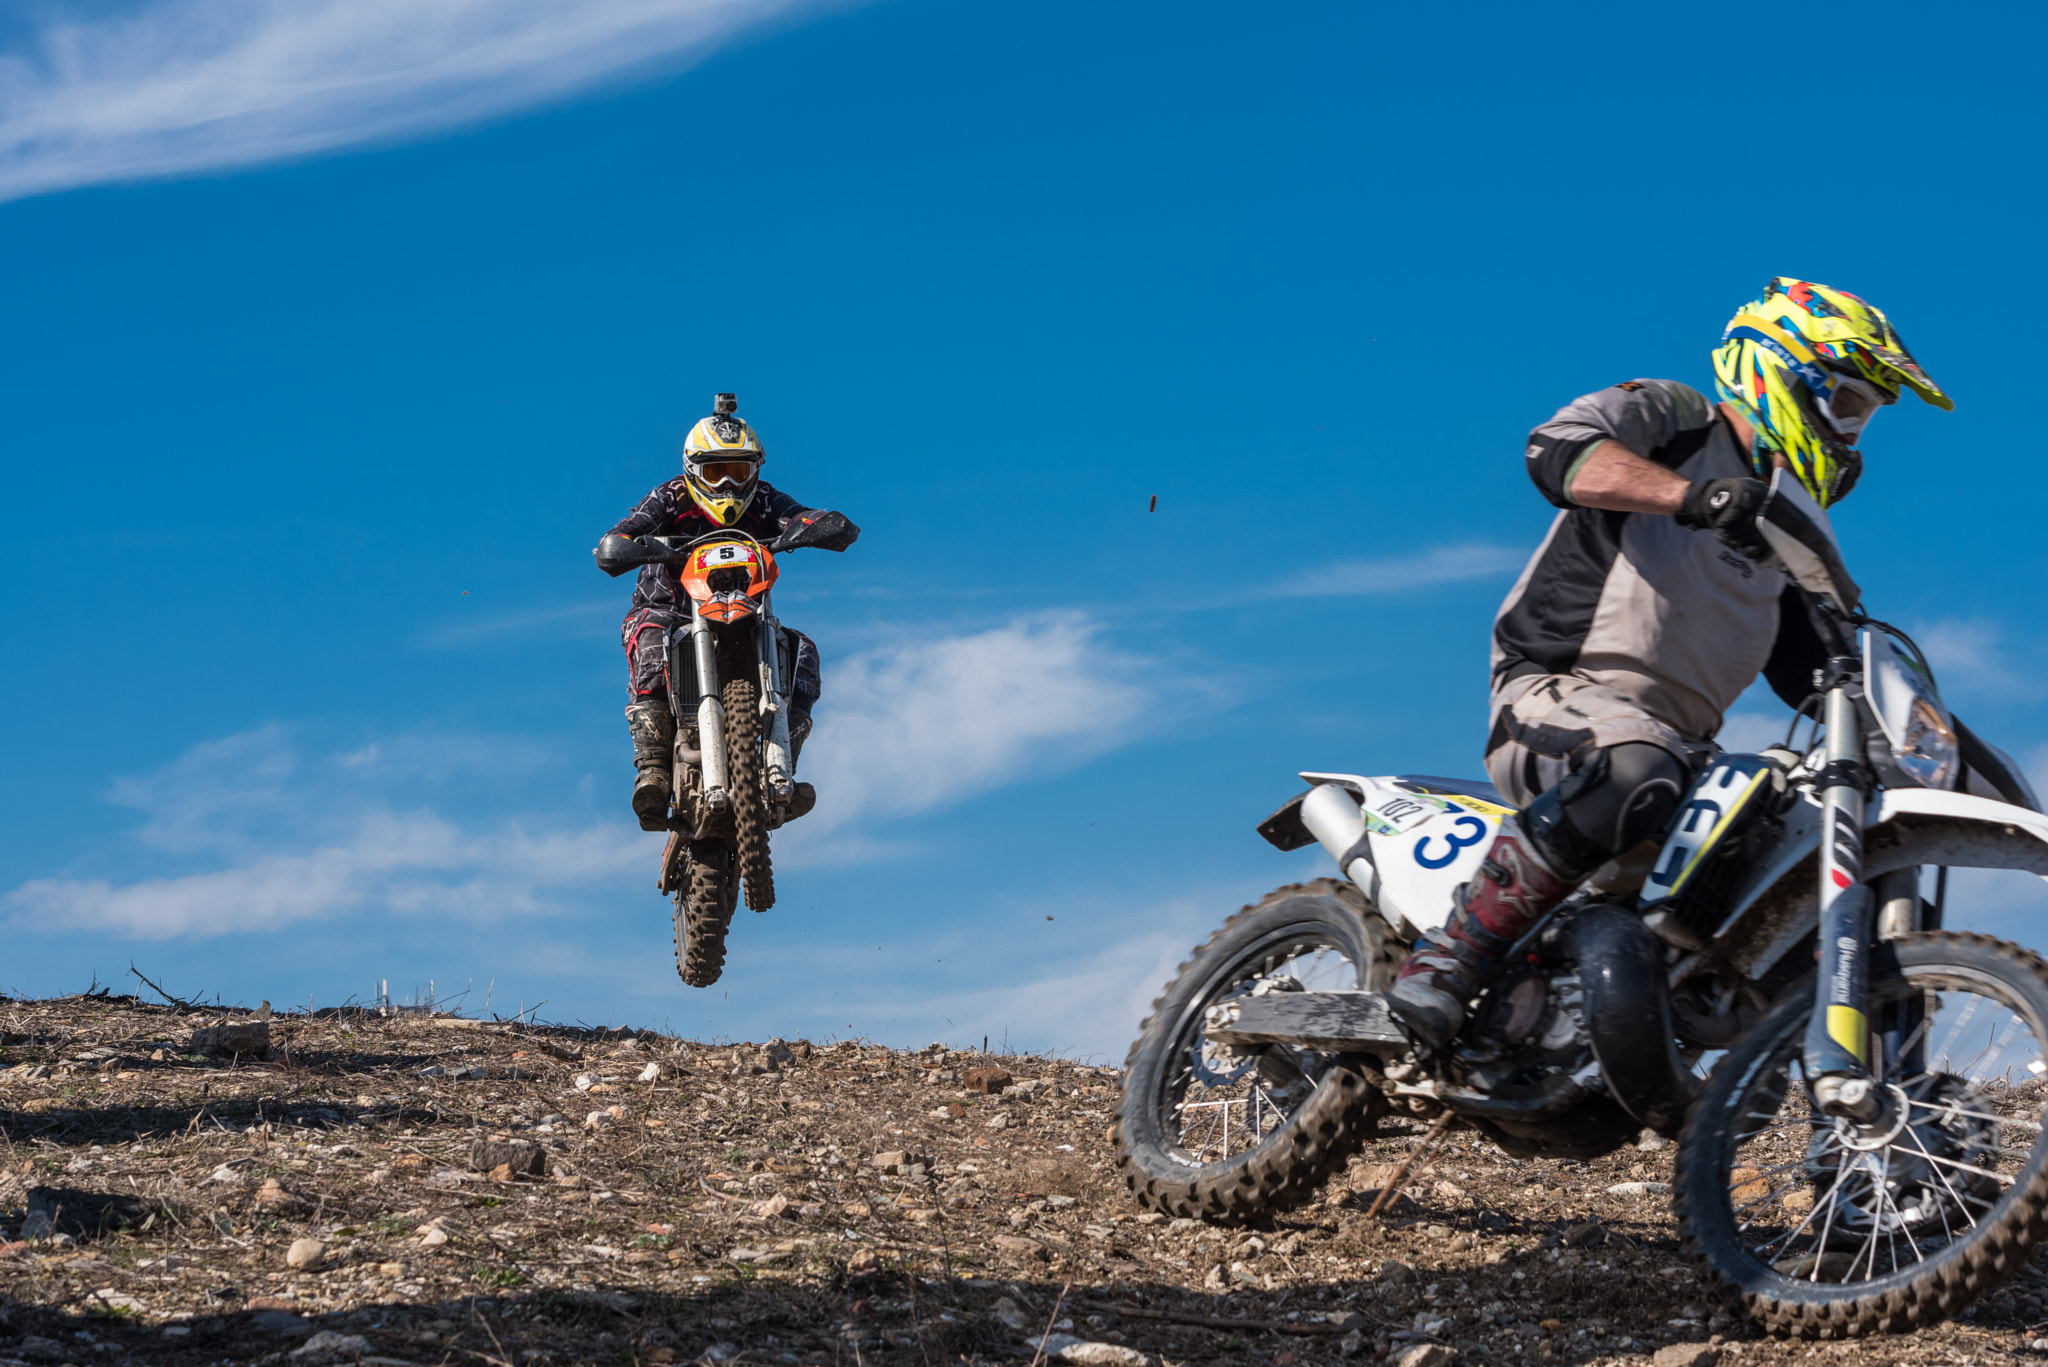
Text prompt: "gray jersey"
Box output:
[[1491, 379, 1795, 743]]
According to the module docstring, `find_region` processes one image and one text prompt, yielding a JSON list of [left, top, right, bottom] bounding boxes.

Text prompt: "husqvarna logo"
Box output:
[[1831, 935, 1858, 1002]]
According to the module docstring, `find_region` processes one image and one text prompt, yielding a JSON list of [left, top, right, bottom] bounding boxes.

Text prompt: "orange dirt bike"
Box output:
[[609, 513, 855, 986]]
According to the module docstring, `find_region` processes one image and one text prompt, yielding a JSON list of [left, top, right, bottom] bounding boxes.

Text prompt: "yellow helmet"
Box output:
[[681, 393, 764, 526], [1712, 279, 1950, 508]]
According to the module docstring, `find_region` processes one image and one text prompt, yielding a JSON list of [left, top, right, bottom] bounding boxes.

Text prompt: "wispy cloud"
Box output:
[[800, 612, 1158, 833], [420, 599, 617, 649], [3, 613, 1165, 938], [1915, 617, 2032, 702], [0, 0, 838, 203], [4, 726, 642, 939], [1282, 543, 1524, 599], [797, 903, 1218, 1061]]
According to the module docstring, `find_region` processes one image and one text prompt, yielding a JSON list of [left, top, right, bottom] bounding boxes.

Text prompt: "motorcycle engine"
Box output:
[[1455, 963, 1594, 1097]]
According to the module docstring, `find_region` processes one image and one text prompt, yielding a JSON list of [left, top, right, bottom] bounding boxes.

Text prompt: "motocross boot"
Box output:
[[1385, 816, 1579, 1052], [782, 709, 817, 824], [625, 699, 677, 832]]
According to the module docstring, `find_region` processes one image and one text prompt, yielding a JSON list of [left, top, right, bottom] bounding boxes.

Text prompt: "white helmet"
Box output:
[[681, 393, 763, 526]]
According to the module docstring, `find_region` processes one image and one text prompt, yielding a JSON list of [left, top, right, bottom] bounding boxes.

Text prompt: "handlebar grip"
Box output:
[[593, 533, 645, 577]]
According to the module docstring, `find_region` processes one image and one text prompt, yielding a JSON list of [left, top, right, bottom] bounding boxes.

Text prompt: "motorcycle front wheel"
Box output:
[[1114, 879, 1396, 1224], [674, 838, 740, 988], [1676, 931, 2048, 1337]]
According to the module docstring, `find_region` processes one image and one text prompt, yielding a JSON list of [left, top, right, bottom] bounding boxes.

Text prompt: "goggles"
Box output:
[[1815, 373, 1892, 440], [691, 459, 758, 489]]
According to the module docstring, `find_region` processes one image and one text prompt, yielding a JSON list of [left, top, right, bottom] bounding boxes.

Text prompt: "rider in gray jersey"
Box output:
[[1385, 278, 1955, 1052]]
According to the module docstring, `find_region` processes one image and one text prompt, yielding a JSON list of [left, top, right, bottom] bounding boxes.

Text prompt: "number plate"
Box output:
[[1361, 791, 1442, 836], [695, 542, 758, 569]]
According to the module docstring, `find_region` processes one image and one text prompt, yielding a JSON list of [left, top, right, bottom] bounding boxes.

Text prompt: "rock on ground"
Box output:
[[0, 995, 2043, 1365]]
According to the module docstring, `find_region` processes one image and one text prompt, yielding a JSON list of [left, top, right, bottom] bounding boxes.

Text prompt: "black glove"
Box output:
[[1677, 477, 1773, 562], [593, 533, 643, 577], [774, 510, 860, 553]]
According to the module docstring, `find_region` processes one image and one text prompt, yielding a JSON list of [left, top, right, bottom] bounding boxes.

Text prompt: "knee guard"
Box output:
[[1523, 742, 1689, 877]]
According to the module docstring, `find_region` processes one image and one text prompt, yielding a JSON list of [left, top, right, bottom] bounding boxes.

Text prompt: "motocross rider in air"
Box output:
[[594, 395, 858, 832], [1385, 279, 1954, 1052]]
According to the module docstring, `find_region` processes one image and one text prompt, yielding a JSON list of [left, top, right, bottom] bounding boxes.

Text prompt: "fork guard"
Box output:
[[1574, 904, 1699, 1137]]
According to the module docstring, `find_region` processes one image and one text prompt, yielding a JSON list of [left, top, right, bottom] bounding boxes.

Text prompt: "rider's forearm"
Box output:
[[1563, 440, 1691, 515]]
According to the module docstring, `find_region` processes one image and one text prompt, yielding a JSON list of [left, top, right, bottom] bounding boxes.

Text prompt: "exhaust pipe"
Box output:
[[1300, 784, 1379, 903]]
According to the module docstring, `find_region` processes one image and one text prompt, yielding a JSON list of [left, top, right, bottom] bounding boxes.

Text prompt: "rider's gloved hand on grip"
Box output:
[[776, 509, 859, 553], [1677, 476, 1773, 562], [594, 533, 642, 577]]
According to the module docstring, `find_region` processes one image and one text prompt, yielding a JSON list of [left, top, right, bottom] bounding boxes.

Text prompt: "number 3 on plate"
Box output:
[[1414, 815, 1488, 869]]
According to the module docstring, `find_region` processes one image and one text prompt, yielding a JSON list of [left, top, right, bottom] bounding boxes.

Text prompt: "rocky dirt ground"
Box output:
[[3, 992, 2046, 1367]]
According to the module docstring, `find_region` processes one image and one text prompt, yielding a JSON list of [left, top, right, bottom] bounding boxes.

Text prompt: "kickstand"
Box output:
[[1365, 1111, 1457, 1220]]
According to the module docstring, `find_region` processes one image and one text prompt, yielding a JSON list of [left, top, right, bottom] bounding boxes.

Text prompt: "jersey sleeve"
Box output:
[[749, 482, 809, 533], [1524, 379, 1718, 509], [607, 484, 677, 539]]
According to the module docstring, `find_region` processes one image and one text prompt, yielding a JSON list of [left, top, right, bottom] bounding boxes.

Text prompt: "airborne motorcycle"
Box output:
[[608, 514, 853, 987], [1114, 471, 2048, 1337]]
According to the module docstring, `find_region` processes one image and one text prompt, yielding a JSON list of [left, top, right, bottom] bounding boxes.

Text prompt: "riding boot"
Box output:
[[625, 699, 677, 832], [782, 708, 817, 823], [1385, 816, 1580, 1052]]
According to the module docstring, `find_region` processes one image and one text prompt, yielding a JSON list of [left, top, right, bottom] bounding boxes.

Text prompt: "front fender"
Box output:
[[1711, 787, 2048, 982]]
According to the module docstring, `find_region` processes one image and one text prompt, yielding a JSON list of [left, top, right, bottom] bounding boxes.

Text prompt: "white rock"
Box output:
[[573, 1072, 598, 1091], [637, 1062, 660, 1083], [285, 1238, 326, 1270], [418, 1227, 449, 1248], [1034, 1334, 1151, 1367], [201, 1163, 244, 1187], [1395, 1346, 1455, 1367], [291, 1330, 374, 1360], [1607, 1181, 1672, 1197], [89, 1289, 146, 1313]]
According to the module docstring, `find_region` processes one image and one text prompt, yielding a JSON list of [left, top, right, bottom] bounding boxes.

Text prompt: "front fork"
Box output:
[[690, 608, 731, 809], [680, 600, 797, 812], [1805, 668, 1885, 1120], [758, 607, 795, 802]]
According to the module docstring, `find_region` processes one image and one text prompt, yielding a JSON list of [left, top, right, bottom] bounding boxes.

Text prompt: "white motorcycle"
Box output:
[[1114, 471, 2048, 1338]]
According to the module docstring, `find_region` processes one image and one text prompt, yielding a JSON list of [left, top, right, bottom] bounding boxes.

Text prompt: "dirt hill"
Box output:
[[2, 993, 2044, 1366]]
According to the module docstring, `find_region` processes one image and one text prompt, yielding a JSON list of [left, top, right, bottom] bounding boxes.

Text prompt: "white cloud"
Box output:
[[797, 612, 1157, 832], [3, 725, 644, 939], [0, 0, 838, 203], [1914, 618, 2029, 702], [3, 612, 1164, 938], [751, 882, 1238, 1060], [1282, 543, 1525, 599]]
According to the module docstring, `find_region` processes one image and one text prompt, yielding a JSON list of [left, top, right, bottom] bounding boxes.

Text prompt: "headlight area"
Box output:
[[1893, 697, 1960, 790]]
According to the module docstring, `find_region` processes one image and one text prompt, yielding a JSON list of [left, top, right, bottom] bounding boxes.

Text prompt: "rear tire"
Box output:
[[1114, 879, 1397, 1224], [675, 839, 737, 987]]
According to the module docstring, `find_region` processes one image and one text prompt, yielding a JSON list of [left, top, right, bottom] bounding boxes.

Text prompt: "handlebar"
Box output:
[[593, 513, 858, 577]]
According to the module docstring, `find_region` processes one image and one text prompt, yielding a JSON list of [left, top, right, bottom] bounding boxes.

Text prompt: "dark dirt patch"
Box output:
[[2, 995, 2045, 1365]]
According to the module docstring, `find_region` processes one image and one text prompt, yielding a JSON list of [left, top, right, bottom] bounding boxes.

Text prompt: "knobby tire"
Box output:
[[723, 673, 775, 911], [1113, 879, 1398, 1224], [675, 839, 737, 987], [1676, 931, 2048, 1338]]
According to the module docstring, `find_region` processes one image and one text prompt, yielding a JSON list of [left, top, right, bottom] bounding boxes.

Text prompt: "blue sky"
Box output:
[[3, 0, 2045, 1058]]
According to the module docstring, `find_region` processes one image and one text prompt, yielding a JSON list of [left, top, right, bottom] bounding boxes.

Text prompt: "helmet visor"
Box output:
[[693, 459, 758, 490]]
